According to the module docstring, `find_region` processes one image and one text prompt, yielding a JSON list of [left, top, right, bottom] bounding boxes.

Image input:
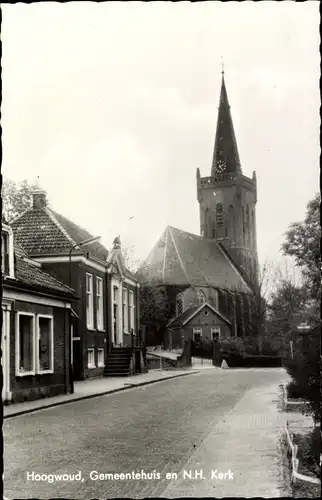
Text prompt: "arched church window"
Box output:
[[212, 221, 216, 239], [246, 205, 250, 246], [176, 293, 184, 316], [251, 209, 255, 248], [228, 205, 235, 242], [242, 206, 245, 246], [196, 289, 206, 305], [216, 203, 224, 227]]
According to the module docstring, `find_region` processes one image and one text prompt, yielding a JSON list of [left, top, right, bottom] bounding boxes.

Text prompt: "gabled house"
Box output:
[[11, 190, 141, 379], [2, 222, 76, 404], [166, 302, 232, 349]]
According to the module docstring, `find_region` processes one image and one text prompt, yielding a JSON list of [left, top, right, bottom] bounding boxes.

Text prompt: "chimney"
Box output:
[[32, 190, 47, 209]]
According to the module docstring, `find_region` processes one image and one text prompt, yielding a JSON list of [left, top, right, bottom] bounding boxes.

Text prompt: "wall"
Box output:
[[10, 301, 71, 403], [41, 260, 107, 379]]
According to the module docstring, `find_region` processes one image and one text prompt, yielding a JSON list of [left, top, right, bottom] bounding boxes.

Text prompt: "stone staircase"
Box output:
[[104, 347, 131, 377]]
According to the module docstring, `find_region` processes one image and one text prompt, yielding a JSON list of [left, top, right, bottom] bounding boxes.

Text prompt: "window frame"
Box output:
[[122, 287, 128, 333], [86, 273, 94, 330], [196, 289, 206, 305], [36, 314, 54, 374], [1, 224, 15, 278], [211, 327, 221, 341], [97, 348, 105, 368], [87, 348, 95, 368], [129, 290, 136, 335], [96, 276, 104, 331], [192, 327, 202, 342], [16, 312, 36, 377]]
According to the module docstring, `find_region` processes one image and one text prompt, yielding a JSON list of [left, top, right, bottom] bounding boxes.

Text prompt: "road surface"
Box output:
[[4, 368, 288, 498]]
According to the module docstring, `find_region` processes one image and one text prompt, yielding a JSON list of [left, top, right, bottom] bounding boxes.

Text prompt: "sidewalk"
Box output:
[[160, 375, 290, 498], [3, 368, 200, 419]]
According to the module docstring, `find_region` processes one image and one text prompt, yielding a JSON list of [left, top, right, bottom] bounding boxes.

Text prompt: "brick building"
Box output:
[[11, 192, 141, 380], [2, 222, 76, 404], [139, 72, 259, 346]]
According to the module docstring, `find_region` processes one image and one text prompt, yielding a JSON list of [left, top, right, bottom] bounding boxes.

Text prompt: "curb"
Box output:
[[3, 370, 200, 419]]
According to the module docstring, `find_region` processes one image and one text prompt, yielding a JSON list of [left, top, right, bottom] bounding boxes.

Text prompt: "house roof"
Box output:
[[167, 302, 231, 329], [13, 257, 76, 296], [139, 226, 252, 294], [11, 207, 109, 262]]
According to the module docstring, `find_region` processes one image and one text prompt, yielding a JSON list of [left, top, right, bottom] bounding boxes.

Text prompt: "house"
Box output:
[[138, 72, 259, 347], [11, 191, 141, 379], [2, 222, 76, 404], [167, 302, 232, 349]]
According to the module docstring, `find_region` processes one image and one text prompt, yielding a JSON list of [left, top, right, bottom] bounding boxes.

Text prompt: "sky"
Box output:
[[2, 1, 320, 269]]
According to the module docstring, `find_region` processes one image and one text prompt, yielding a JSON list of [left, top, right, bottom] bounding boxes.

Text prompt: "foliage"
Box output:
[[140, 283, 171, 329], [293, 429, 321, 475], [1, 177, 45, 223], [283, 325, 321, 423], [281, 193, 321, 302]]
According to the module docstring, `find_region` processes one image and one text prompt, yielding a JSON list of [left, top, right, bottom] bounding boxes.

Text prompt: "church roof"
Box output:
[[139, 226, 252, 294], [211, 72, 242, 176]]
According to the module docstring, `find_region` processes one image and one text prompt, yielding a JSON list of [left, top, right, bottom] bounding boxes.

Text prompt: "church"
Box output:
[[139, 71, 259, 349]]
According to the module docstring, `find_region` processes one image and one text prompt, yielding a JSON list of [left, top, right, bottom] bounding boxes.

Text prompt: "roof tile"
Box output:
[[140, 226, 251, 293]]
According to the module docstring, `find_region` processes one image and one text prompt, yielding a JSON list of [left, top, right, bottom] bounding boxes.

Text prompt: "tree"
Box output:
[[139, 282, 172, 346], [279, 193, 321, 423], [1, 177, 45, 223], [282, 193, 321, 303]]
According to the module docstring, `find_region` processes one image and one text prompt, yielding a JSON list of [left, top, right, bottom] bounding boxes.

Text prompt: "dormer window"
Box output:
[[1, 224, 14, 278]]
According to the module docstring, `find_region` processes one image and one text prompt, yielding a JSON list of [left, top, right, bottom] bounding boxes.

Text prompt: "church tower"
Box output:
[[197, 71, 258, 288]]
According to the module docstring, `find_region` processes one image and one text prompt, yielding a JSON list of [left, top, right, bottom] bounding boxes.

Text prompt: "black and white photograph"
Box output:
[[1, 1, 320, 498]]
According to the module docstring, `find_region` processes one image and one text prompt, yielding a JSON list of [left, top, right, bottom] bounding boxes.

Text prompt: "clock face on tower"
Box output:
[[216, 159, 227, 173]]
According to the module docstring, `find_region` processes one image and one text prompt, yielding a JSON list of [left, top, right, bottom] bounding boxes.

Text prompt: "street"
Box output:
[[4, 368, 288, 498]]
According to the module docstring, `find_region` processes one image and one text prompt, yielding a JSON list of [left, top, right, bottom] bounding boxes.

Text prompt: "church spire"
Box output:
[[211, 72, 242, 177]]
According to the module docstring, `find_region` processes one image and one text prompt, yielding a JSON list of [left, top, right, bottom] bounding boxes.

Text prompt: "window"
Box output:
[[1, 225, 14, 277], [212, 289, 219, 310], [212, 222, 216, 239], [211, 327, 221, 340], [2, 232, 9, 274], [193, 328, 202, 342], [86, 273, 94, 329], [16, 313, 35, 376], [37, 315, 54, 373], [196, 289, 206, 305], [176, 293, 184, 316], [96, 277, 104, 330], [87, 348, 95, 368], [122, 288, 128, 333], [216, 203, 224, 227], [113, 286, 118, 303], [129, 290, 135, 334], [97, 348, 104, 368]]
